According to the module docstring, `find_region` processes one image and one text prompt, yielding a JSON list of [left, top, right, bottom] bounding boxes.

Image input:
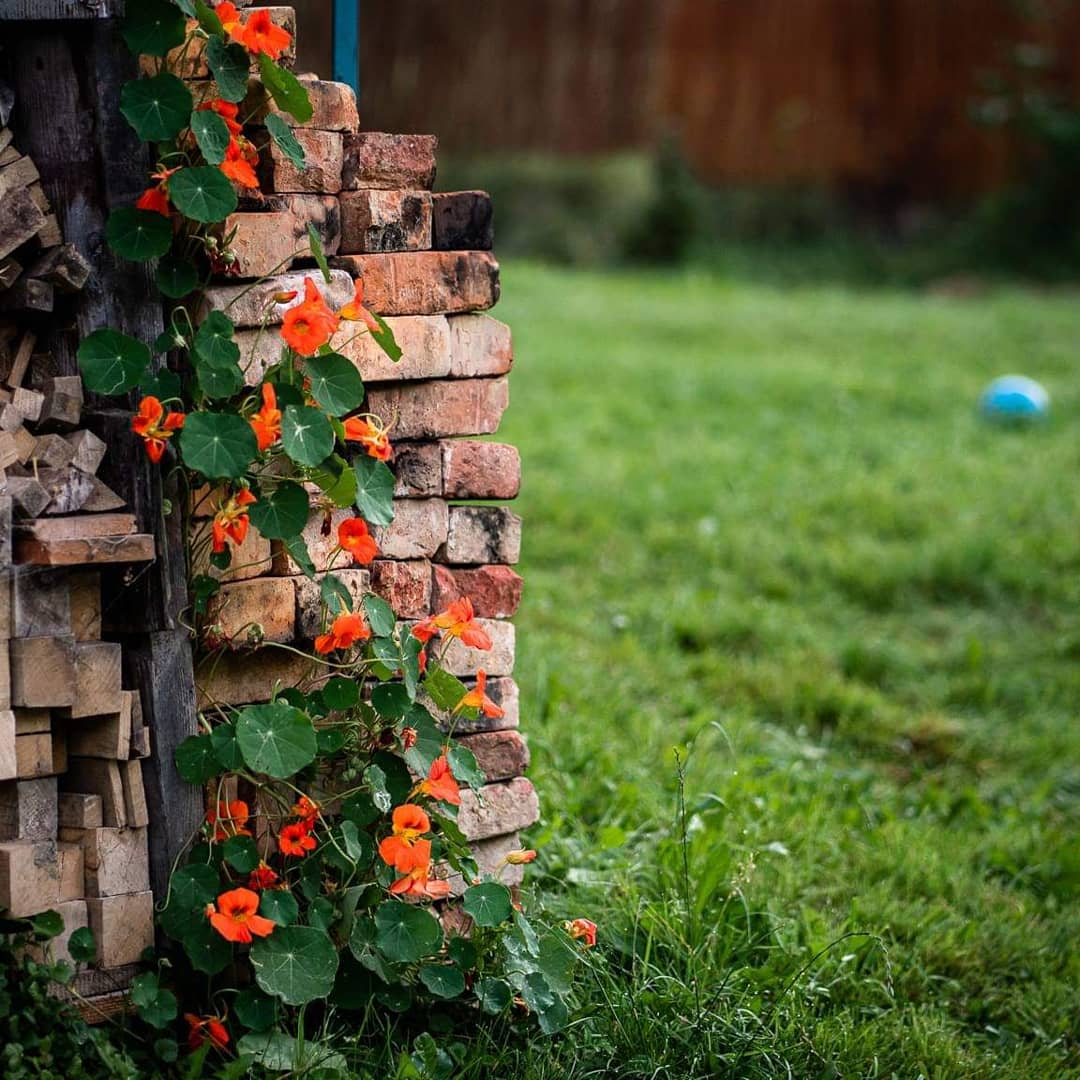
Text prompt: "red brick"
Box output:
[[338, 314, 450, 383], [205, 577, 296, 648], [339, 190, 432, 254], [256, 129, 343, 194], [191, 520, 273, 582], [456, 730, 529, 782], [365, 377, 509, 440], [204, 269, 354, 329], [440, 832, 526, 896], [440, 619, 514, 677], [196, 650, 312, 708], [271, 507, 355, 574], [371, 499, 448, 560], [282, 194, 342, 259], [432, 191, 494, 251], [247, 78, 358, 132], [442, 506, 522, 565], [294, 569, 370, 639], [370, 559, 432, 618], [392, 442, 443, 497], [341, 133, 437, 190], [458, 778, 539, 841], [442, 441, 520, 499], [331, 251, 499, 316], [220, 211, 295, 280], [432, 564, 522, 618], [448, 314, 513, 378]]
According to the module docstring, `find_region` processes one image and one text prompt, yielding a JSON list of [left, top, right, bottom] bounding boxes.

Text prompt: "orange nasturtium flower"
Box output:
[[291, 795, 320, 824], [314, 611, 371, 655], [338, 275, 381, 333], [220, 137, 260, 190], [342, 415, 392, 462], [132, 396, 185, 463], [278, 821, 317, 857], [205, 799, 251, 841], [240, 8, 292, 59], [566, 918, 598, 948], [213, 1, 245, 40], [197, 98, 242, 137], [135, 185, 170, 217], [212, 489, 257, 554], [412, 597, 492, 650], [248, 862, 279, 890], [453, 669, 504, 719], [338, 518, 379, 565], [207, 887, 275, 943], [281, 277, 340, 356], [378, 804, 432, 872], [416, 752, 461, 806], [505, 849, 538, 865], [250, 382, 282, 450], [390, 863, 451, 900], [185, 1013, 229, 1052]]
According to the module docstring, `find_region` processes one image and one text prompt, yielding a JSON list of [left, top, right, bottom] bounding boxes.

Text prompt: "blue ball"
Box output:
[[980, 375, 1050, 422]]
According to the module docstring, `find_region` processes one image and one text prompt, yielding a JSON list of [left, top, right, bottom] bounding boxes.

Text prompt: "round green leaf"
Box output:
[[157, 253, 199, 299], [122, 0, 186, 56], [322, 675, 359, 711], [259, 889, 299, 927], [184, 918, 232, 975], [234, 987, 277, 1032], [120, 73, 192, 142], [523, 971, 569, 1034], [174, 732, 221, 784], [223, 835, 260, 873], [154, 1039, 179, 1064], [236, 1031, 296, 1069], [106, 207, 173, 261], [194, 310, 239, 366], [235, 701, 317, 778], [30, 909, 63, 939], [463, 882, 513, 928], [196, 357, 244, 399], [419, 964, 466, 999], [353, 455, 395, 525], [209, 721, 243, 770], [281, 404, 335, 467], [250, 925, 339, 1005], [191, 107, 230, 165], [179, 411, 258, 479], [160, 863, 219, 939], [363, 594, 396, 638], [205, 36, 250, 103], [265, 113, 307, 170], [304, 353, 364, 416], [169, 165, 238, 224], [131, 973, 177, 1029], [68, 926, 96, 964], [476, 975, 512, 1015], [374, 902, 443, 964], [77, 329, 152, 395], [247, 481, 309, 540]]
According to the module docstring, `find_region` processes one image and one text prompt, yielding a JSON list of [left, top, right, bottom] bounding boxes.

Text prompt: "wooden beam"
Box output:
[[0, 1, 124, 19]]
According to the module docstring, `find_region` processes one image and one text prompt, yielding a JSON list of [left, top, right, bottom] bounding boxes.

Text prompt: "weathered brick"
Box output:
[[442, 441, 520, 499], [257, 129, 343, 194], [191, 519, 273, 582], [448, 314, 513, 378], [204, 269, 354, 329], [341, 132, 437, 190], [339, 314, 450, 383], [294, 569, 370, 639], [270, 507, 354, 574], [458, 778, 539, 841], [365, 377, 509, 440], [60, 826, 149, 897], [247, 78, 358, 131], [205, 577, 297, 647], [441, 832, 526, 896], [86, 891, 154, 967], [370, 560, 431, 618], [330, 251, 499, 316], [339, 190, 432, 254], [428, 676, 519, 735], [221, 211, 296, 279], [432, 564, 523, 618], [146, 8, 296, 78], [371, 499, 448, 560], [392, 441, 443, 497], [283, 194, 341, 259], [457, 730, 529, 783], [196, 649, 312, 708], [0, 840, 60, 915], [441, 506, 522, 565], [432, 191, 494, 251], [0, 777, 57, 840], [440, 619, 515, 677]]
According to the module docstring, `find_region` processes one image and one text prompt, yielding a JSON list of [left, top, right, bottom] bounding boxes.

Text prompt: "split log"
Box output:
[[28, 244, 90, 292]]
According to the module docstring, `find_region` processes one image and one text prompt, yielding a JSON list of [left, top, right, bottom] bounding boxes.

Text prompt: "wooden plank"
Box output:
[[16, 513, 136, 542], [0, 0, 125, 18], [14, 532, 154, 566]]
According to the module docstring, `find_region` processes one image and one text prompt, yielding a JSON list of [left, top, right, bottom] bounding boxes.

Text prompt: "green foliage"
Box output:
[[265, 113, 306, 170], [156, 254, 199, 299], [235, 701, 317, 778], [178, 412, 257, 479], [168, 166, 237, 224], [304, 352, 364, 416], [205, 36, 250, 103], [251, 926, 339, 1005], [353, 454, 395, 524], [281, 404, 335, 466], [122, 0, 187, 56], [258, 55, 314, 123], [463, 882, 513, 927], [106, 207, 173, 261], [247, 481, 309, 539], [190, 108, 230, 165], [120, 73, 192, 142], [375, 902, 442, 963], [77, 328, 151, 395]]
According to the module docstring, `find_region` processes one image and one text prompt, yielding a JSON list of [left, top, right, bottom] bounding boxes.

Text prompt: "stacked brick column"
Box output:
[[195, 12, 536, 889]]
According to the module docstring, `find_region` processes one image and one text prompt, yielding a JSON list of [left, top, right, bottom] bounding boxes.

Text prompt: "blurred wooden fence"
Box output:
[[295, 0, 1080, 198]]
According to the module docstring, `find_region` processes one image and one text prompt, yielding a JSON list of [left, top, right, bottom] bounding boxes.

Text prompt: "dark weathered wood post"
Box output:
[[0, 1, 201, 899]]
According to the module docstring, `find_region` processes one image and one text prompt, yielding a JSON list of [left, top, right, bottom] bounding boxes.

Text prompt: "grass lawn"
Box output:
[[488, 263, 1080, 1078]]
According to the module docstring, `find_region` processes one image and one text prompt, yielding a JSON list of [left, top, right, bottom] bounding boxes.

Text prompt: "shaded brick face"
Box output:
[[432, 191, 494, 251], [341, 132, 438, 190]]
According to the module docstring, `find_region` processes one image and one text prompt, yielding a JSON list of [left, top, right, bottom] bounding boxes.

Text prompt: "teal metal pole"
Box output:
[[333, 0, 359, 95]]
